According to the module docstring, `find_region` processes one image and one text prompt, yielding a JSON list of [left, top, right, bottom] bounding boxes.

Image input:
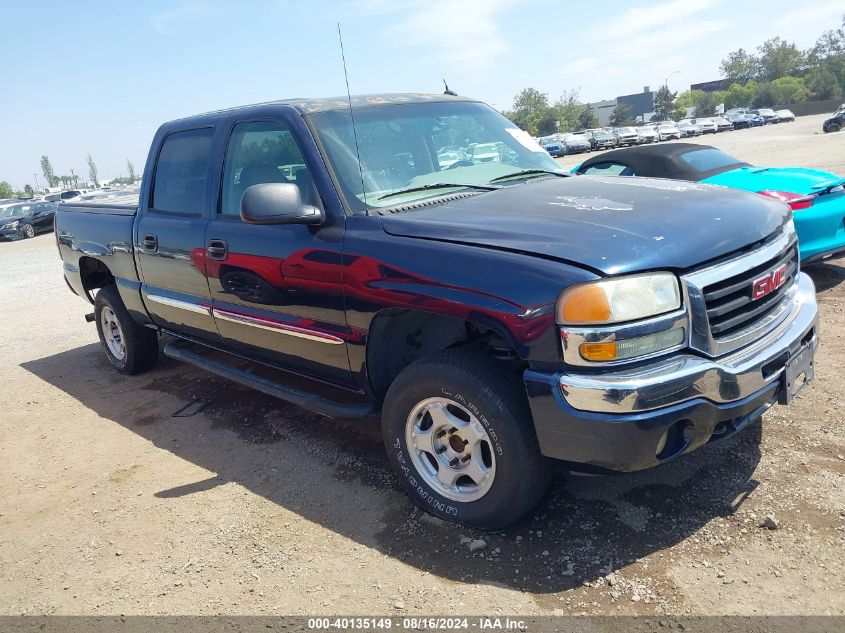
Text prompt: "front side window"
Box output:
[[309, 101, 565, 213], [220, 120, 311, 217], [151, 128, 213, 214]]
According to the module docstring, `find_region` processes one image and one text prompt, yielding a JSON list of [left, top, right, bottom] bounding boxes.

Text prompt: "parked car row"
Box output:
[[536, 108, 801, 158], [0, 185, 141, 242]]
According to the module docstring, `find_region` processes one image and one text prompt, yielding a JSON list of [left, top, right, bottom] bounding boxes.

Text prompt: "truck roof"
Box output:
[[172, 92, 478, 122]]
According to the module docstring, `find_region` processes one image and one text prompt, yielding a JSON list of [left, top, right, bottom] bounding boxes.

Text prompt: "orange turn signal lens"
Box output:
[[560, 285, 612, 324], [579, 342, 618, 361]]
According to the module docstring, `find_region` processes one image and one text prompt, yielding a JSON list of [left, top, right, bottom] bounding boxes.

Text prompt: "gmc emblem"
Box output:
[[752, 264, 788, 300]]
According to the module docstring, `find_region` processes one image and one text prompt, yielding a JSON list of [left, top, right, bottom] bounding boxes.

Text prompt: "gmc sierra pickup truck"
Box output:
[[57, 93, 818, 529]]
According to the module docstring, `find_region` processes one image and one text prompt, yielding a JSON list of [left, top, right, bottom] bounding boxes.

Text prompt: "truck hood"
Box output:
[[380, 175, 789, 275], [704, 166, 845, 196]]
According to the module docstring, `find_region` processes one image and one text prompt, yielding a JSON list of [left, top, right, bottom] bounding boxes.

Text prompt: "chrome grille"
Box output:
[[702, 244, 798, 338], [682, 224, 800, 358]]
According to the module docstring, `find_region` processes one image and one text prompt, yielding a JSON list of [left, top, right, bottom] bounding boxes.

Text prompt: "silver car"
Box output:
[[613, 126, 639, 146]]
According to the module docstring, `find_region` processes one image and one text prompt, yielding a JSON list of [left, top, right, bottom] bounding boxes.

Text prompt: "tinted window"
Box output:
[[152, 128, 213, 214], [679, 148, 743, 173], [220, 121, 310, 217], [581, 162, 636, 176]]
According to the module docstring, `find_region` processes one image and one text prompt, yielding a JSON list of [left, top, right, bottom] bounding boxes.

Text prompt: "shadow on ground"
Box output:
[[22, 342, 763, 594], [805, 259, 845, 293]]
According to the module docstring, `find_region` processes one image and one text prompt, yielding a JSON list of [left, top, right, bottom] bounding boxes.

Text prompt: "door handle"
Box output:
[[206, 239, 228, 260], [142, 234, 158, 252]]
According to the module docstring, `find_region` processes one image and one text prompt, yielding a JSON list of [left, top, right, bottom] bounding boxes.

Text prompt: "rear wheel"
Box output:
[[382, 348, 550, 529], [95, 284, 159, 374]]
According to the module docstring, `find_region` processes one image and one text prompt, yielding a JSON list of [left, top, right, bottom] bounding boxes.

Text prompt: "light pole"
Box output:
[[664, 70, 680, 89], [33, 173, 41, 192]]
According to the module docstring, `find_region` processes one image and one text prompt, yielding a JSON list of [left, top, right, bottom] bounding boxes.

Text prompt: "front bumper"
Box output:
[[524, 273, 818, 472], [0, 226, 22, 240]]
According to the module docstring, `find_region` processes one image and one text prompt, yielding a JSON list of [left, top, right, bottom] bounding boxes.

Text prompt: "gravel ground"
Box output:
[[0, 113, 843, 617]]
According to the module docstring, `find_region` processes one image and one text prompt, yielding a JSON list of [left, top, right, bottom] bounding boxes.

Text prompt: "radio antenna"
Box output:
[[337, 23, 367, 208]]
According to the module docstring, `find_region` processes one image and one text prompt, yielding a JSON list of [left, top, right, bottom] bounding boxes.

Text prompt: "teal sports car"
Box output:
[[573, 143, 845, 263]]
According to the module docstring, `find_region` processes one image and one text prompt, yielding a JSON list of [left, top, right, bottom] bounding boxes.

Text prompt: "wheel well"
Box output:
[[366, 309, 523, 399], [79, 257, 115, 300]]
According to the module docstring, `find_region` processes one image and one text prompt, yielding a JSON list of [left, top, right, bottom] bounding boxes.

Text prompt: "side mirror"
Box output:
[[240, 183, 323, 225]]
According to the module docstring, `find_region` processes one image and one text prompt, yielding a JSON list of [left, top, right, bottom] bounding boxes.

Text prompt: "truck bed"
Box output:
[[56, 196, 141, 303]]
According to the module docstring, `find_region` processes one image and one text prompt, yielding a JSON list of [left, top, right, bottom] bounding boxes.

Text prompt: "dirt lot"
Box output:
[[1, 113, 843, 617]]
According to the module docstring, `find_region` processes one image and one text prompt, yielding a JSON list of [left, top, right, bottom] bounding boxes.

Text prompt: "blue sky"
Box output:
[[1, 0, 841, 189]]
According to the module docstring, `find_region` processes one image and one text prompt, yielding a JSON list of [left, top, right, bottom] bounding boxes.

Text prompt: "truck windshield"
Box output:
[[309, 101, 565, 213]]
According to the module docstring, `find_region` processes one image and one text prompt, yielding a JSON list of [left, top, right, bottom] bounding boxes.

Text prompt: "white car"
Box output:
[[655, 122, 682, 140], [690, 117, 717, 134], [470, 143, 501, 163], [776, 109, 796, 122]]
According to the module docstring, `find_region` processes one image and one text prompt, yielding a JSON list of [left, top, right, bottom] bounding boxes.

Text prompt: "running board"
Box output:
[[163, 341, 377, 420]]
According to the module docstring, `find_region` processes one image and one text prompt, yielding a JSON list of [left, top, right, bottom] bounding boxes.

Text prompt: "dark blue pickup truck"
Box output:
[[56, 93, 819, 529]]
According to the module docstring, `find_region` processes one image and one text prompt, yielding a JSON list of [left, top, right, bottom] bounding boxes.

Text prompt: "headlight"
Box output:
[[6, 221, 19, 229], [556, 272, 681, 325]]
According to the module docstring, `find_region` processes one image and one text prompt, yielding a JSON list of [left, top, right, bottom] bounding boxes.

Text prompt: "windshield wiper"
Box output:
[[488, 169, 571, 184], [377, 182, 499, 202]]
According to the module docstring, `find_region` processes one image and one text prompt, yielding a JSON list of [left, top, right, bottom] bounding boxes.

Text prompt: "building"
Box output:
[[617, 87, 655, 123], [588, 99, 616, 126], [691, 79, 730, 93]]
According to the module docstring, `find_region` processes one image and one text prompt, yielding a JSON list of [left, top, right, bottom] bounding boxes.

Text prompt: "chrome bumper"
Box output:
[[559, 273, 819, 413]]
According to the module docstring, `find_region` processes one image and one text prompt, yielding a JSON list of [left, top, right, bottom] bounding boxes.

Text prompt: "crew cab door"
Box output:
[[204, 113, 353, 386], [135, 127, 220, 343]]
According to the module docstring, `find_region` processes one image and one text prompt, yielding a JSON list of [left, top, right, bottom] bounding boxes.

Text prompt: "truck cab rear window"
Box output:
[[152, 128, 213, 214]]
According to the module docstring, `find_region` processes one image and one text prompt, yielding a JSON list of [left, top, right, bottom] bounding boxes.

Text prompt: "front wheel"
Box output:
[[20, 224, 35, 239], [826, 123, 841, 133], [382, 349, 550, 529], [95, 284, 159, 374]]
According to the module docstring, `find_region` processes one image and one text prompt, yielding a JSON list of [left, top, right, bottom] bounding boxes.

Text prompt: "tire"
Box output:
[[826, 123, 841, 133], [382, 348, 551, 529], [94, 284, 159, 374], [21, 224, 35, 239]]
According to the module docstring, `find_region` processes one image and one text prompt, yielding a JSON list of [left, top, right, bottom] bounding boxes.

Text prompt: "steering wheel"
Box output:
[[447, 160, 474, 170]]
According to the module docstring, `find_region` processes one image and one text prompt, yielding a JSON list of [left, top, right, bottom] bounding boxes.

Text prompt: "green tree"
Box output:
[[576, 104, 599, 130], [0, 181, 14, 198], [609, 102, 633, 126], [40, 155, 56, 190], [756, 37, 806, 81], [769, 76, 809, 105], [808, 65, 843, 100], [676, 89, 701, 110], [720, 48, 759, 83], [811, 17, 845, 60], [694, 92, 719, 117], [752, 82, 777, 108], [505, 87, 551, 135], [653, 84, 677, 121], [87, 154, 99, 188], [723, 82, 757, 109], [24, 185, 33, 196]]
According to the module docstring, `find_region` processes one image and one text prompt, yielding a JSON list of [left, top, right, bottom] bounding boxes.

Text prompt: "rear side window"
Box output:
[[679, 148, 742, 173], [152, 128, 213, 214], [581, 162, 636, 176]]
